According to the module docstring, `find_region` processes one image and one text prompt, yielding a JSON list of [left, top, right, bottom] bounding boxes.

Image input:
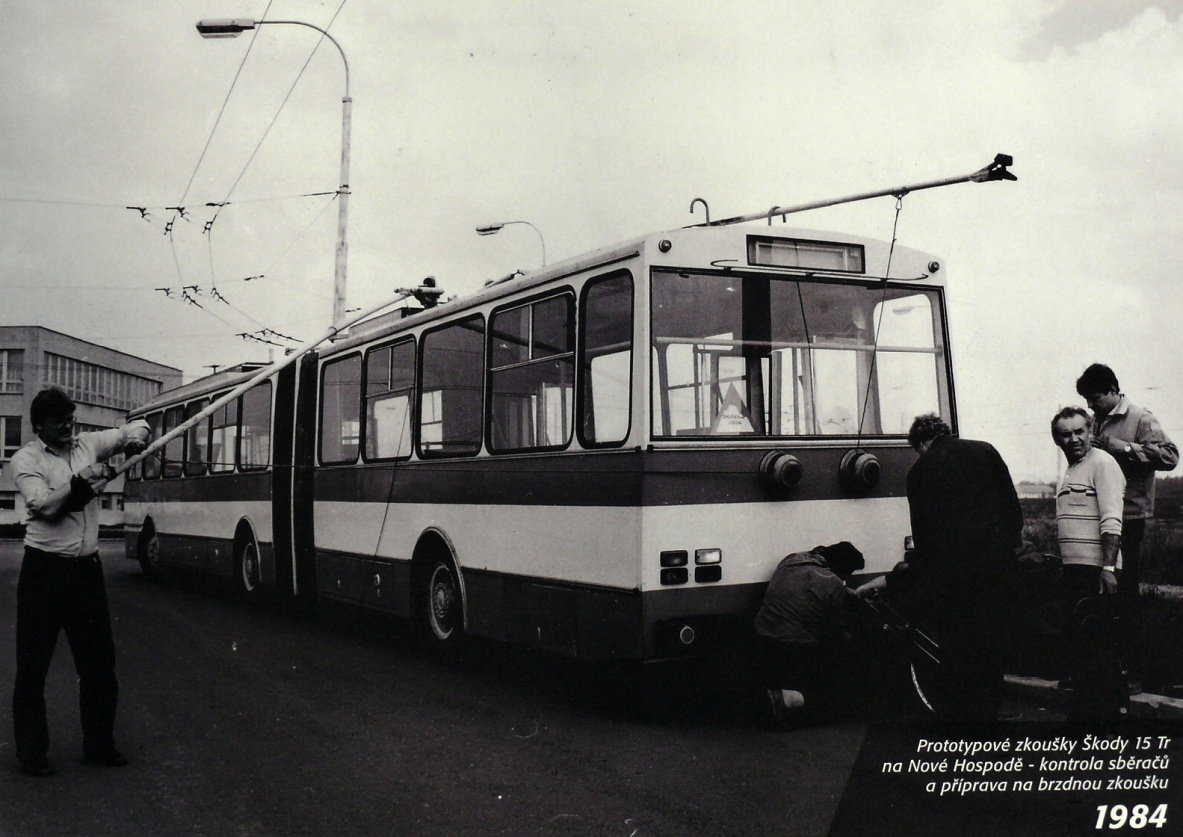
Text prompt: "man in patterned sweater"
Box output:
[[1051, 405, 1126, 722]]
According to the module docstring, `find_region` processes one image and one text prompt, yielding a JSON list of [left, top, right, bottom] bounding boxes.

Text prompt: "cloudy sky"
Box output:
[[2, 0, 1181, 481]]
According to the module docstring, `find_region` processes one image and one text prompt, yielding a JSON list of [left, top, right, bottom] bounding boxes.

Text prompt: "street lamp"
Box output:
[[476, 220, 547, 268], [197, 18, 352, 328]]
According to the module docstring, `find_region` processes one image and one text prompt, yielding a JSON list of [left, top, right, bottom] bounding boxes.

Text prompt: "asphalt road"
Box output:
[[0, 541, 867, 837]]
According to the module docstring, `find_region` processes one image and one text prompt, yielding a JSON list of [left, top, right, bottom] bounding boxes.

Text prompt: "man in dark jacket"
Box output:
[[889, 413, 1024, 722], [1076, 363, 1178, 691], [754, 541, 864, 725]]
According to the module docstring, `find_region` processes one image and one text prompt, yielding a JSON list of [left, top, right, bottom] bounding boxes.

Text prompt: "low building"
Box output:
[[0, 327, 182, 527]]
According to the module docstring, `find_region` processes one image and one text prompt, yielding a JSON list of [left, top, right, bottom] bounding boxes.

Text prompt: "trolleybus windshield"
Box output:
[[651, 270, 948, 438]]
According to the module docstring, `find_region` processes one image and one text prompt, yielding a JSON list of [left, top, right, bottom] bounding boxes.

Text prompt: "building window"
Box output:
[[0, 491, 16, 511], [1, 416, 21, 460], [44, 352, 163, 410], [0, 350, 24, 394]]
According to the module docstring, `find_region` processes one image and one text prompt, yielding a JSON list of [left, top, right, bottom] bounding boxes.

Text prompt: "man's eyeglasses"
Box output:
[[42, 416, 76, 429]]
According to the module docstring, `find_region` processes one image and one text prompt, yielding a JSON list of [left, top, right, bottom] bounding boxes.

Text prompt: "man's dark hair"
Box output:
[[814, 541, 864, 578], [1051, 405, 1092, 437], [30, 387, 74, 431], [1075, 363, 1119, 397], [907, 413, 952, 450]]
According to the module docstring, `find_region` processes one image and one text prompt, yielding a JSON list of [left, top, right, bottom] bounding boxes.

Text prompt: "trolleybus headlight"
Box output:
[[694, 548, 722, 565], [838, 449, 880, 493], [660, 550, 688, 567], [759, 450, 804, 493]]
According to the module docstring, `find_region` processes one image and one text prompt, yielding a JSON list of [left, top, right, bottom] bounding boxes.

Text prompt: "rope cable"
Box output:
[[854, 195, 905, 448]]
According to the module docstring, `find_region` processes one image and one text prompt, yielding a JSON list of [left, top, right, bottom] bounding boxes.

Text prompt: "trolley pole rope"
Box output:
[[702, 153, 1016, 227], [109, 286, 431, 481]]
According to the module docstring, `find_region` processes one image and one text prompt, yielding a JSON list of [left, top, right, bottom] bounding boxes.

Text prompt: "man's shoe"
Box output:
[[20, 758, 56, 777], [84, 749, 128, 767]]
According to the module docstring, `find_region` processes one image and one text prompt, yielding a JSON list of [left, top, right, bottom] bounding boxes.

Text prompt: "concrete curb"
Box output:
[[1005, 674, 1183, 720]]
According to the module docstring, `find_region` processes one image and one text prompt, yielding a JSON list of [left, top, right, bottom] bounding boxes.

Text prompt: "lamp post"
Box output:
[[197, 18, 352, 327], [476, 220, 547, 268]]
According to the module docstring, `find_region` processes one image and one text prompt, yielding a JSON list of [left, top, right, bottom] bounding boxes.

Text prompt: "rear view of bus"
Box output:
[[636, 226, 953, 658]]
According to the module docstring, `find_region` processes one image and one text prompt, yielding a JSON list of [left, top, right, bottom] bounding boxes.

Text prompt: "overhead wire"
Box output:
[[191, 0, 350, 344], [176, 0, 277, 211], [160, 0, 348, 351], [208, 0, 349, 220]]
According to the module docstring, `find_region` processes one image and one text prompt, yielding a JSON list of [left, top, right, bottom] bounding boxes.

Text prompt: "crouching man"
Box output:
[[753, 542, 864, 727]]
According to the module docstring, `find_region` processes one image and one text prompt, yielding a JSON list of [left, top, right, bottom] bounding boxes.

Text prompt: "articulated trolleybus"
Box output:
[[125, 221, 956, 660]]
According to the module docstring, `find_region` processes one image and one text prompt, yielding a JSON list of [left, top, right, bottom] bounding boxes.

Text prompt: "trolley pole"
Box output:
[[109, 283, 436, 483], [702, 154, 1016, 227]]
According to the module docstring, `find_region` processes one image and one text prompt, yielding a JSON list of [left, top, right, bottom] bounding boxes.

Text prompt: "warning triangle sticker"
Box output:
[[709, 383, 755, 434]]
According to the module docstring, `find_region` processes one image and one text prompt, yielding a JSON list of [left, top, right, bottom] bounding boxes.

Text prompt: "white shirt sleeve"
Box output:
[[1094, 451, 1125, 537]]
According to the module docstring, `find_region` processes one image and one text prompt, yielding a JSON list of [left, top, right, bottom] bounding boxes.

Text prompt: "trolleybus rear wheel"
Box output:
[[425, 559, 462, 642], [235, 537, 261, 599]]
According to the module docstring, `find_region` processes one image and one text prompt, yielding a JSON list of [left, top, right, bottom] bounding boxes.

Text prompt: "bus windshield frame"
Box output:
[[649, 269, 952, 440]]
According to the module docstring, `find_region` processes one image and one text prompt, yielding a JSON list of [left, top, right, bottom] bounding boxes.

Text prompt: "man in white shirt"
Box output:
[[1051, 406, 1126, 723], [7, 388, 149, 776]]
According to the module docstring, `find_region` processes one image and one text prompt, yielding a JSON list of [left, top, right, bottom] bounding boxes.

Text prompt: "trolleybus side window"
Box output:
[[319, 357, 361, 465], [650, 270, 948, 438], [489, 293, 575, 452], [184, 399, 209, 477], [208, 394, 238, 473], [161, 406, 184, 478], [363, 339, 415, 461], [142, 412, 162, 479], [419, 314, 485, 457], [240, 381, 273, 470], [578, 272, 633, 447]]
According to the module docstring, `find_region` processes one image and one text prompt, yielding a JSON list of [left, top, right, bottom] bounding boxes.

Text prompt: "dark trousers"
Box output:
[[1119, 518, 1146, 676], [13, 548, 119, 765], [1059, 564, 1126, 723], [928, 607, 1006, 724]]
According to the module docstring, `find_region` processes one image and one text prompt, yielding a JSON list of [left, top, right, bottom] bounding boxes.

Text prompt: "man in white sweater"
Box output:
[[1051, 406, 1126, 722]]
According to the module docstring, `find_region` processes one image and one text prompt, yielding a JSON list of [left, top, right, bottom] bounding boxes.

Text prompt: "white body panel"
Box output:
[[124, 499, 274, 543], [313, 495, 908, 592]]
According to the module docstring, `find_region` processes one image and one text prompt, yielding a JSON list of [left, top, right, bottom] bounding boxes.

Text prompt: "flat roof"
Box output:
[[0, 325, 182, 375]]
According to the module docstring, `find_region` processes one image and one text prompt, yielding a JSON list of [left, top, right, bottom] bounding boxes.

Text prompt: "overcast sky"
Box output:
[[2, 0, 1181, 481]]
